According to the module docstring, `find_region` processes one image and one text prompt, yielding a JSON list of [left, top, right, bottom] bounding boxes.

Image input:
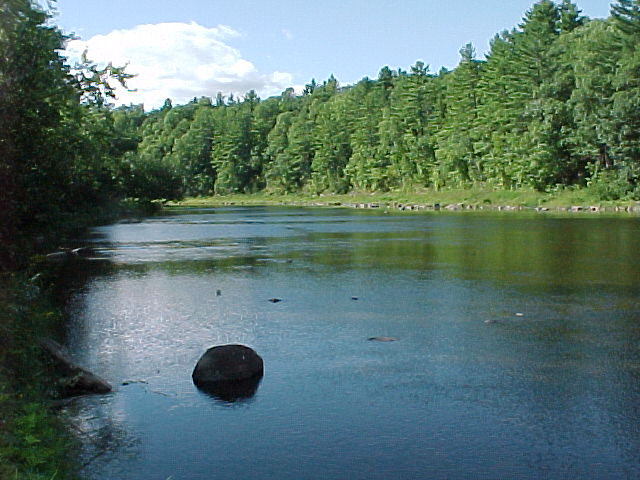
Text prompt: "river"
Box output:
[[60, 206, 640, 479]]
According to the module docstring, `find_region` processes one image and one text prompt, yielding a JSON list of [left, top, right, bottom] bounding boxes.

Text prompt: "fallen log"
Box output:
[[38, 338, 112, 397]]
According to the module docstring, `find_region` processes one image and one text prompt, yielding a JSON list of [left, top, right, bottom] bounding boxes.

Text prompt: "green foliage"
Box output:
[[435, 43, 483, 186], [0, 0, 137, 269], [0, 272, 79, 479], [587, 167, 637, 200], [0, 401, 74, 479], [109, 0, 640, 204]]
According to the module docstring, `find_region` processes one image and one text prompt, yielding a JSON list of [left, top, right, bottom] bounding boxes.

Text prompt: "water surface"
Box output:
[[63, 207, 640, 479]]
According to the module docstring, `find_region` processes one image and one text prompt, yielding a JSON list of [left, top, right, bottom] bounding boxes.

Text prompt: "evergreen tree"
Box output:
[[609, 0, 640, 196], [248, 95, 281, 191], [310, 92, 352, 193], [386, 61, 437, 188], [567, 20, 620, 177], [611, 0, 640, 37], [345, 78, 389, 191], [172, 105, 216, 195], [474, 31, 519, 187], [264, 110, 296, 192], [558, 0, 586, 33], [211, 101, 253, 193], [283, 105, 315, 191], [435, 43, 483, 186]]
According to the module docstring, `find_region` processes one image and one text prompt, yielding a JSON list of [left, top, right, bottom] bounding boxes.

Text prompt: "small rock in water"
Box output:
[[121, 379, 148, 386], [216, 289, 222, 296], [268, 298, 282, 303], [368, 336, 398, 342]]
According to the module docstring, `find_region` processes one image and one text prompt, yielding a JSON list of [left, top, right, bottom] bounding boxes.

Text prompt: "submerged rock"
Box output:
[[192, 344, 264, 387]]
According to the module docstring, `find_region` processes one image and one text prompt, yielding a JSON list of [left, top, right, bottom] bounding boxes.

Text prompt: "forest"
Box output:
[[99, 0, 640, 201], [2, 0, 640, 267]]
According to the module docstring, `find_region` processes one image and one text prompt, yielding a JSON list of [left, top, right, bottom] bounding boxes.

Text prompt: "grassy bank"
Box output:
[[0, 270, 78, 479], [0, 198, 159, 480], [169, 186, 639, 212]]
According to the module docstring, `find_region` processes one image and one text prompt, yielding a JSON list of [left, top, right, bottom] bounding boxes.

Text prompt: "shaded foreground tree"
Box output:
[[0, 0, 132, 270]]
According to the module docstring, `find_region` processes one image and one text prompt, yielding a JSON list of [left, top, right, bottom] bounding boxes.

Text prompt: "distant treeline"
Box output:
[[117, 1, 640, 201], [2, 0, 640, 268]]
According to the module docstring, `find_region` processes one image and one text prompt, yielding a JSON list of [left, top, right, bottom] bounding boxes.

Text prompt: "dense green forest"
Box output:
[[117, 0, 640, 201], [2, 0, 640, 267]]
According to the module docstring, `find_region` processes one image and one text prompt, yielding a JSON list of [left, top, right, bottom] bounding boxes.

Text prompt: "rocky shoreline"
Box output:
[[205, 199, 640, 214], [340, 201, 640, 213]]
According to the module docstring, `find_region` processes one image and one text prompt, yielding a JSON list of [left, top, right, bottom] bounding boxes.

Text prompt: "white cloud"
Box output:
[[64, 22, 294, 109]]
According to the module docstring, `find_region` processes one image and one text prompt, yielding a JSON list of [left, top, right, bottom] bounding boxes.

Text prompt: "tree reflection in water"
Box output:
[[61, 395, 140, 476]]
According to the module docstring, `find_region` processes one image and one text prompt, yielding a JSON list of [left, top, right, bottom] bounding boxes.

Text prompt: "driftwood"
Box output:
[[38, 338, 112, 397]]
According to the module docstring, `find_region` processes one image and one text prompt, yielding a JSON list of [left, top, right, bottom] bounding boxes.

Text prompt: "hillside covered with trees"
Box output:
[[117, 0, 640, 203]]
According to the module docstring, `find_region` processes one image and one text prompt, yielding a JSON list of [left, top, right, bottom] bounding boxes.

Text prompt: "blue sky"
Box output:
[[53, 0, 613, 108]]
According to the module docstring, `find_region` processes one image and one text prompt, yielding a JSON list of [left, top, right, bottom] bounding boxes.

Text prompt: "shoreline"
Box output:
[[168, 191, 640, 215]]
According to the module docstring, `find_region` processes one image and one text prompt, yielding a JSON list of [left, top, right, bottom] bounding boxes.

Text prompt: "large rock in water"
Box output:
[[192, 344, 263, 387]]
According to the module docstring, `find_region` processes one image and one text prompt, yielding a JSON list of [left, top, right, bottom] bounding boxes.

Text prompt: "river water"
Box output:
[[61, 207, 640, 479]]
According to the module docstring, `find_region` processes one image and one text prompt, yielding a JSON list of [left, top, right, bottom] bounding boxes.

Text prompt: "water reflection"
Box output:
[[62, 207, 640, 480], [196, 376, 263, 403], [62, 394, 141, 476]]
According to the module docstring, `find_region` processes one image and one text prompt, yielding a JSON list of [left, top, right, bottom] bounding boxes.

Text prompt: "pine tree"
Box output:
[[310, 93, 352, 193], [345, 78, 389, 191], [558, 0, 586, 33], [264, 111, 295, 192], [609, 0, 640, 196], [611, 0, 640, 37], [474, 31, 520, 187], [172, 105, 216, 195], [568, 20, 620, 175], [386, 61, 437, 188], [435, 43, 483, 186]]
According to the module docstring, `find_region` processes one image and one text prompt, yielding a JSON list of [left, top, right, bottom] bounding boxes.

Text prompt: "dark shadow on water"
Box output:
[[195, 375, 263, 404]]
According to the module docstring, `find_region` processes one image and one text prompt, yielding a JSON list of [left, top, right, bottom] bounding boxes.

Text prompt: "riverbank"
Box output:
[[168, 187, 640, 214], [0, 270, 78, 479], [0, 198, 159, 479]]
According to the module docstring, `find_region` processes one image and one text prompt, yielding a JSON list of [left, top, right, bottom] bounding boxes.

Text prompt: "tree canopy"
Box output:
[[117, 1, 640, 201]]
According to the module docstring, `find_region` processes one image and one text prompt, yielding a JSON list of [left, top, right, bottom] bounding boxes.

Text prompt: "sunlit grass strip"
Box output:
[[168, 186, 636, 211]]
